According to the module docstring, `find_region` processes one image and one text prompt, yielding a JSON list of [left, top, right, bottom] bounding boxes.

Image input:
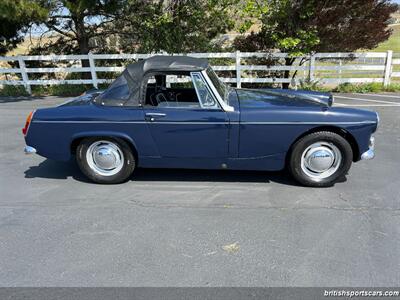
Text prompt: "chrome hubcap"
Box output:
[[301, 142, 342, 181], [86, 141, 124, 176]]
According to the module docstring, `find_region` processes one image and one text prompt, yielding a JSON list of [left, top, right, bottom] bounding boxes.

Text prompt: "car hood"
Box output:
[[235, 88, 334, 108], [59, 89, 104, 107]]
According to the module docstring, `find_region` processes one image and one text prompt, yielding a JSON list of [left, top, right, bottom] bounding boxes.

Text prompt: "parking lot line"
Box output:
[[335, 103, 400, 107], [334, 95, 400, 105], [354, 93, 400, 99]]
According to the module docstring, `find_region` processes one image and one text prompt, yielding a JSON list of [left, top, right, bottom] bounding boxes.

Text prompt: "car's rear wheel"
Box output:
[[76, 137, 135, 184], [288, 131, 353, 187]]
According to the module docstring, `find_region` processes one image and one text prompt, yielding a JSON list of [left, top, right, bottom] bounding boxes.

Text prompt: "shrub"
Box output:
[[31, 84, 93, 97], [1, 81, 398, 97], [384, 83, 400, 92], [0, 85, 30, 97], [297, 79, 330, 92], [333, 83, 400, 93], [48, 84, 90, 96]]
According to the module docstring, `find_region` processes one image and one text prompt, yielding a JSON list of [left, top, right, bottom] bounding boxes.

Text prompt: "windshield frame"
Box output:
[[201, 68, 234, 112], [205, 66, 230, 103]]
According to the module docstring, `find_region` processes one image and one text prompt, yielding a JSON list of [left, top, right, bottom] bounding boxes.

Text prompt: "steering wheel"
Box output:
[[155, 92, 169, 105]]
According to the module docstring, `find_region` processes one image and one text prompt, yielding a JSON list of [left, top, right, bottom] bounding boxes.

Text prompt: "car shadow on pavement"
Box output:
[[24, 159, 303, 186], [24, 159, 91, 183], [132, 168, 301, 185]]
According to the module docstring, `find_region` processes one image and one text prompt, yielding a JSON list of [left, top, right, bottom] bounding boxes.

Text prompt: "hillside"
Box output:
[[373, 24, 400, 52]]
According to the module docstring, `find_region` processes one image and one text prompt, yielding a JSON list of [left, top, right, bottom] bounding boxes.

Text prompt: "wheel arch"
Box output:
[[286, 126, 360, 163], [70, 132, 139, 163]]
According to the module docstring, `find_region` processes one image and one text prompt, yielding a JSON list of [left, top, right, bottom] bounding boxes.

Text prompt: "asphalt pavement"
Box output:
[[0, 93, 399, 286]]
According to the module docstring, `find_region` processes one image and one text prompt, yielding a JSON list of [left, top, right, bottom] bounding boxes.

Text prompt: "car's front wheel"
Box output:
[[288, 131, 353, 187], [76, 137, 135, 184]]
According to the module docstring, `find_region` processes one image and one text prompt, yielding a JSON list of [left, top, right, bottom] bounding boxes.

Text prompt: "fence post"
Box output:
[[88, 52, 98, 88], [309, 53, 315, 82], [235, 50, 241, 88], [17, 56, 31, 94], [383, 50, 393, 87]]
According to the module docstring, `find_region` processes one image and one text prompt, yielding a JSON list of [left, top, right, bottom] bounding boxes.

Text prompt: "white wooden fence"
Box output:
[[0, 50, 398, 94]]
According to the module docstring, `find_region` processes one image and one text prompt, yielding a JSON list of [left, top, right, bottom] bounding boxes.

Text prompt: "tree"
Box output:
[[234, 0, 398, 88], [0, 0, 47, 55], [25, 0, 237, 55], [1, 0, 241, 82], [28, 0, 125, 55], [23, 0, 126, 79], [116, 0, 237, 53], [20, 0, 237, 79]]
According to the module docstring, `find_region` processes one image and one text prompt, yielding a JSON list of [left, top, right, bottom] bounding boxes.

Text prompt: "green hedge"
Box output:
[[333, 83, 400, 93], [0, 84, 110, 97], [0, 85, 30, 97], [1, 82, 398, 97]]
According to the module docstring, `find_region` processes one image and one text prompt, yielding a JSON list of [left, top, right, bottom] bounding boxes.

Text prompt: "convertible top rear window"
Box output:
[[97, 74, 130, 102]]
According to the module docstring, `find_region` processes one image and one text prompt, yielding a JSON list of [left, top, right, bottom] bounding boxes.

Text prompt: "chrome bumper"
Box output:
[[361, 136, 375, 160], [24, 146, 37, 155], [361, 149, 374, 160]]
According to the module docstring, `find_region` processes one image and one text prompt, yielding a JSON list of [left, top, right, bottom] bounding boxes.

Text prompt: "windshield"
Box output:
[[206, 67, 229, 103]]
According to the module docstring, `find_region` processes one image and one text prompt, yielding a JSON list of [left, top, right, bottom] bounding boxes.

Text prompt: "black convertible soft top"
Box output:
[[97, 55, 209, 106], [126, 56, 209, 105], [126, 55, 209, 79]]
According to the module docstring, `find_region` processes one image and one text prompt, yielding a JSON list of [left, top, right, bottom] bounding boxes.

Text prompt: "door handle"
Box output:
[[145, 113, 166, 122]]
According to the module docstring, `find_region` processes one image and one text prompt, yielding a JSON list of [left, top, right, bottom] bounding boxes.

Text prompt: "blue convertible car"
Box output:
[[23, 56, 378, 186]]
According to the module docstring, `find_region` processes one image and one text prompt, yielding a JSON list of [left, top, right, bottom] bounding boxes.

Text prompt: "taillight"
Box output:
[[22, 110, 34, 136]]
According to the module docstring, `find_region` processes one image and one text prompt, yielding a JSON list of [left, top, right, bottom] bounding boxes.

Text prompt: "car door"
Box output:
[[143, 72, 230, 158]]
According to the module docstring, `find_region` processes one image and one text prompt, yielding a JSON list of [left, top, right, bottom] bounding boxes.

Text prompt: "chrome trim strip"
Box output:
[[361, 136, 375, 160], [376, 112, 380, 127], [148, 122, 227, 125], [361, 149, 375, 160], [145, 113, 166, 117], [32, 120, 227, 125], [32, 120, 377, 125], [237, 121, 377, 125], [33, 120, 147, 123]]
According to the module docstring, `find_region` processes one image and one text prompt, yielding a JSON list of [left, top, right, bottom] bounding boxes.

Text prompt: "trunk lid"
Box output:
[[59, 89, 104, 107]]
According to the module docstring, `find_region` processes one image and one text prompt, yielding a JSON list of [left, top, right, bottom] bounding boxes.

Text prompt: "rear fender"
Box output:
[[70, 131, 138, 157]]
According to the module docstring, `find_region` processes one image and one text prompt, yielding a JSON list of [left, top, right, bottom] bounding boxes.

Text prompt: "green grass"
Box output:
[[0, 84, 97, 97], [372, 24, 400, 52], [299, 82, 400, 93], [296, 79, 331, 92], [333, 82, 400, 93]]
